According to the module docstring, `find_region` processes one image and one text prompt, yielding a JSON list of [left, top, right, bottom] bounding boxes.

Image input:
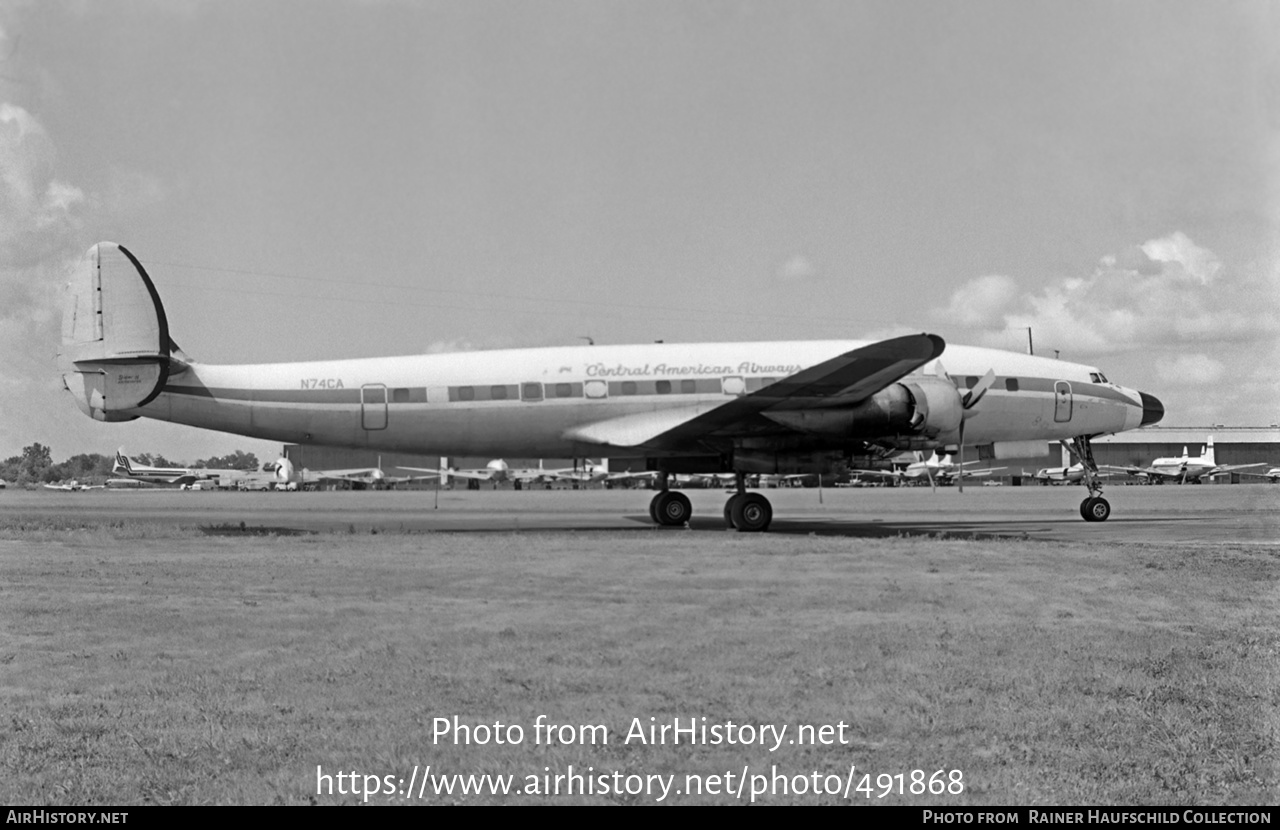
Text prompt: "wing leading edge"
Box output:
[[565, 333, 945, 450]]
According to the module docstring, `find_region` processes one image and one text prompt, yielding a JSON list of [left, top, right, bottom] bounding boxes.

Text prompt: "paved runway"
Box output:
[[3, 484, 1276, 544]]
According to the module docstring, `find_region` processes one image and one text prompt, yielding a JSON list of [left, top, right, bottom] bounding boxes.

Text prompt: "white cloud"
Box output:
[[1155, 353, 1225, 385], [932, 232, 1277, 357], [932, 274, 1017, 328], [775, 254, 817, 283], [0, 103, 84, 266]]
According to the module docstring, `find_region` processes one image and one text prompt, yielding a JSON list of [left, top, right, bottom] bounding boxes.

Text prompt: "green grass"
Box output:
[[0, 521, 1275, 804]]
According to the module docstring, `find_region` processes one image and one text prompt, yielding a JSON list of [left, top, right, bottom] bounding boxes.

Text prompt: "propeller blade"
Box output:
[[957, 420, 965, 493], [962, 368, 997, 410]]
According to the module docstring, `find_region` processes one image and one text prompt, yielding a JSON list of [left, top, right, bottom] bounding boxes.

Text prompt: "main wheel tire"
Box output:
[[653, 491, 692, 526], [724, 494, 744, 528], [1080, 496, 1111, 522], [730, 492, 772, 532]]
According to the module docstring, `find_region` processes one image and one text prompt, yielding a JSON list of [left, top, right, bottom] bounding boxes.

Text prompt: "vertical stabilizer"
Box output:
[[59, 243, 171, 420], [1204, 436, 1215, 465]]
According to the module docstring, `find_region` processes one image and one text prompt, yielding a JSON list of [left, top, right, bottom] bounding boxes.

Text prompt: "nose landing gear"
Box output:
[[1065, 436, 1110, 522]]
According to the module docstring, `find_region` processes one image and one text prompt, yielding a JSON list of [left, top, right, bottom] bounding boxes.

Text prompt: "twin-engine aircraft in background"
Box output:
[[59, 242, 1165, 529], [1103, 437, 1266, 484]]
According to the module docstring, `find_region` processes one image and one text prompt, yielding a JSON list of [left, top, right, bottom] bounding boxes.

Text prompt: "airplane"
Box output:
[[1102, 437, 1266, 484], [43, 480, 103, 491], [263, 456, 432, 490], [396, 459, 555, 486], [1240, 467, 1280, 483], [850, 450, 1005, 487], [112, 448, 241, 487], [1031, 463, 1088, 485], [58, 242, 1165, 529]]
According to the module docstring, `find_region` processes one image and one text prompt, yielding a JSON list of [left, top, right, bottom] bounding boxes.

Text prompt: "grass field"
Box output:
[[1, 512, 1276, 804]]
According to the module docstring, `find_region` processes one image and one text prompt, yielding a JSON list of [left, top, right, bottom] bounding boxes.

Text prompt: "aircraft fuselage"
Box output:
[[120, 341, 1145, 463]]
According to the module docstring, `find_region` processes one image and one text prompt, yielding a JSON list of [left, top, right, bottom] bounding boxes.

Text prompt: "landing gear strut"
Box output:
[[1065, 436, 1110, 522]]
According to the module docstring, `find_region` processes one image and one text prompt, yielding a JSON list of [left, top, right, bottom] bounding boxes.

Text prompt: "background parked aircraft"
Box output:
[[851, 451, 1005, 487], [43, 480, 102, 491], [1032, 463, 1088, 485], [1103, 437, 1265, 484]]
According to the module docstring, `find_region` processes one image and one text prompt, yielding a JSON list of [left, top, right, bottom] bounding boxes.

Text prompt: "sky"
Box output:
[[1, 0, 1277, 462]]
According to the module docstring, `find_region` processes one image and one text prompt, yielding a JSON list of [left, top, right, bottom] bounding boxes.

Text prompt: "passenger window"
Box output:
[[555, 382, 572, 398], [491, 385, 508, 400], [392, 387, 410, 403], [681, 379, 696, 394], [1005, 378, 1019, 392], [458, 386, 475, 401], [656, 380, 671, 394], [585, 380, 608, 399], [522, 383, 543, 401], [965, 376, 979, 389]]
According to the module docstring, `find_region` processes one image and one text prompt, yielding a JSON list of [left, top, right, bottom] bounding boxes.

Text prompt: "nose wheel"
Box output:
[[1080, 496, 1111, 522]]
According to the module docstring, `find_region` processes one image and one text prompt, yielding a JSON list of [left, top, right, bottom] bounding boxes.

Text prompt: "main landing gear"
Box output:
[[647, 472, 774, 532], [1066, 435, 1111, 522], [648, 473, 692, 527]]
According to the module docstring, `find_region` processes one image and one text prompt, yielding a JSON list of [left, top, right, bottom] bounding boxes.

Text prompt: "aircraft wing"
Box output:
[[396, 466, 493, 482], [846, 468, 903, 479], [566, 334, 944, 450], [395, 466, 446, 479], [1206, 463, 1268, 476], [955, 466, 1007, 478], [606, 470, 661, 482], [1100, 465, 1159, 478]]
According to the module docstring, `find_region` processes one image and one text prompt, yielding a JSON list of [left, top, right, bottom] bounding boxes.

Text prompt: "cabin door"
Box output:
[[1053, 381, 1073, 423], [362, 384, 388, 430]]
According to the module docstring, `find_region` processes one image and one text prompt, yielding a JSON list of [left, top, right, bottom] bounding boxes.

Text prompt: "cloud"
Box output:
[[0, 103, 84, 267], [932, 232, 1276, 356], [932, 274, 1017, 328], [1155, 353, 1225, 386], [775, 254, 817, 283]]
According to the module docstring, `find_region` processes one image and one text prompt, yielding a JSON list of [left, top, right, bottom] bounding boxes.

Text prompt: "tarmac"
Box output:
[[3, 483, 1276, 544]]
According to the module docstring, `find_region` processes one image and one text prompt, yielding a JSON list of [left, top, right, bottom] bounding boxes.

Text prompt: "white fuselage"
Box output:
[[121, 340, 1145, 461]]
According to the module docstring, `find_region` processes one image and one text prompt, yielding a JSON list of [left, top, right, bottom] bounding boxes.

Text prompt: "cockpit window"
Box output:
[[1089, 373, 1101, 384]]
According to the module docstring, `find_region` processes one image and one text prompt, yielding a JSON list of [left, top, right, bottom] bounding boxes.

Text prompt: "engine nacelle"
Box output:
[[899, 376, 964, 439], [761, 376, 963, 441], [274, 457, 295, 483]]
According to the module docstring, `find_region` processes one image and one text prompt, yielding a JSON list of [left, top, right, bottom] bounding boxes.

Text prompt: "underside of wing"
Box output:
[[565, 333, 945, 451]]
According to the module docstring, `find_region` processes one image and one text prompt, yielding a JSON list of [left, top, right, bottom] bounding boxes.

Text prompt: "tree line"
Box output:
[[0, 444, 262, 485]]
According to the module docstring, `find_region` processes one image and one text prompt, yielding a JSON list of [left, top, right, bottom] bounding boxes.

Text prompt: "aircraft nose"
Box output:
[[1139, 391, 1164, 426]]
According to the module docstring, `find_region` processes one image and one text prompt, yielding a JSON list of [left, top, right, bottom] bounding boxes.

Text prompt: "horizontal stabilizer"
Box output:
[[59, 243, 172, 418]]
